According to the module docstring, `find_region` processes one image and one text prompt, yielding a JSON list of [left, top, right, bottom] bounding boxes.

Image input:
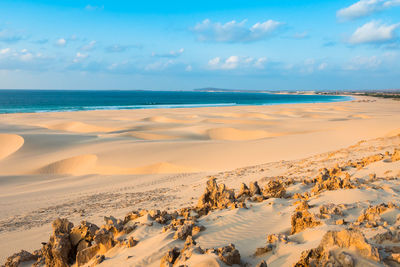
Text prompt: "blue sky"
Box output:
[[0, 0, 399, 90]]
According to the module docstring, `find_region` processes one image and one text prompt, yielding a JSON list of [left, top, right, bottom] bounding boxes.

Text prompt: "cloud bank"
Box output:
[[192, 19, 283, 43], [337, 0, 400, 20], [349, 21, 399, 44]]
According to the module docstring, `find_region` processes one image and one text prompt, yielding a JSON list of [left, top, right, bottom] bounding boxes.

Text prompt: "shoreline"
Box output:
[[0, 91, 352, 115]]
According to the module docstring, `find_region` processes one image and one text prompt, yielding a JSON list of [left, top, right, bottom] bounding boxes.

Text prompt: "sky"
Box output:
[[0, 0, 399, 91]]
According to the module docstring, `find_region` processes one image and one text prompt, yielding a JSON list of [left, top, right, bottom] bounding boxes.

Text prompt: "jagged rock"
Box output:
[[311, 168, 355, 195], [249, 181, 261, 196], [291, 210, 321, 234], [214, 244, 241, 266], [76, 240, 90, 254], [192, 225, 206, 236], [357, 203, 396, 227], [267, 233, 288, 244], [184, 235, 196, 250], [94, 228, 114, 252], [349, 154, 384, 169], [263, 180, 286, 198], [76, 245, 100, 266], [173, 221, 194, 240], [294, 229, 380, 266], [122, 237, 138, 248], [392, 149, 400, 162], [293, 192, 310, 201], [295, 201, 310, 212], [336, 219, 346, 225], [160, 247, 180, 267], [319, 203, 343, 217], [70, 221, 99, 246], [124, 211, 140, 223], [40, 218, 74, 267], [103, 216, 124, 234], [255, 260, 268, 267], [52, 218, 74, 235], [91, 254, 105, 266], [237, 183, 250, 198], [3, 250, 37, 267], [197, 177, 236, 213]]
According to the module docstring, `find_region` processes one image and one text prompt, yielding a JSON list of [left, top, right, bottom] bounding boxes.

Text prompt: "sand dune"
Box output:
[[143, 116, 195, 124], [0, 134, 24, 160], [202, 118, 276, 125], [215, 112, 274, 120], [206, 127, 281, 141], [130, 162, 200, 174], [34, 154, 98, 175], [126, 132, 180, 141], [45, 121, 116, 133]]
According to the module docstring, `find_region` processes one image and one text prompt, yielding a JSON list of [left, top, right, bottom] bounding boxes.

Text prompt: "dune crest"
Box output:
[[46, 121, 116, 133], [206, 127, 281, 141], [0, 134, 24, 160], [34, 154, 98, 175]]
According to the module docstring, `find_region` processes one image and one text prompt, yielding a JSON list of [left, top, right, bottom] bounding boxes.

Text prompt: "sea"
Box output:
[[0, 90, 352, 114]]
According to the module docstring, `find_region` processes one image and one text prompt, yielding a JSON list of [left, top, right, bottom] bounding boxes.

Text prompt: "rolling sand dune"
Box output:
[[34, 154, 98, 175], [125, 131, 180, 141], [45, 121, 116, 133], [214, 112, 275, 120], [0, 134, 24, 160], [206, 127, 282, 141], [130, 162, 200, 174], [2, 96, 400, 265], [143, 116, 196, 124]]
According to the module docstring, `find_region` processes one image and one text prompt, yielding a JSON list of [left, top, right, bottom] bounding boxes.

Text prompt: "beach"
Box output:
[[1, 95, 400, 266]]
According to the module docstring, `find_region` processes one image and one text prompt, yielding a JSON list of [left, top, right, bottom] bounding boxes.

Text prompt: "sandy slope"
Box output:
[[0, 96, 400, 265]]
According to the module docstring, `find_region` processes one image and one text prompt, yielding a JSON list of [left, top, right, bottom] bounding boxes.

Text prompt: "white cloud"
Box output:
[[337, 0, 400, 20], [349, 21, 399, 44], [145, 60, 175, 71], [0, 48, 53, 70], [73, 52, 88, 63], [56, 38, 67, 47], [81, 40, 96, 51], [193, 19, 283, 43], [185, 65, 192, 71], [152, 48, 184, 58], [208, 55, 267, 70], [0, 48, 10, 54]]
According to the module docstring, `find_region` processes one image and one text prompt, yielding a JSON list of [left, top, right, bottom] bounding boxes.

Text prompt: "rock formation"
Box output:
[[294, 229, 380, 266]]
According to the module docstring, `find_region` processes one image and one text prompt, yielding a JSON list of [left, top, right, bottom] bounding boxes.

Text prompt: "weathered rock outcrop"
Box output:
[[392, 148, 400, 162], [197, 177, 237, 213], [291, 210, 321, 234], [294, 229, 380, 266], [311, 167, 355, 195], [262, 179, 286, 198], [356, 203, 397, 228], [3, 250, 38, 267], [207, 244, 241, 266]]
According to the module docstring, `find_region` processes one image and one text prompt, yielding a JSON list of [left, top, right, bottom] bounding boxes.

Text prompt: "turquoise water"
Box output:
[[0, 90, 352, 114]]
